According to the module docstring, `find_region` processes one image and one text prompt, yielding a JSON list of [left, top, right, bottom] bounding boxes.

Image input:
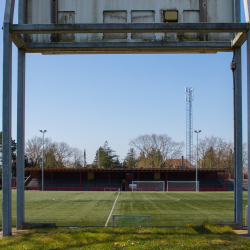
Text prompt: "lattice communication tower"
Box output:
[[185, 87, 194, 168]]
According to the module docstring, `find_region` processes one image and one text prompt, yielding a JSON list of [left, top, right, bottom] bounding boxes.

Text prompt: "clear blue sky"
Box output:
[[0, 1, 248, 163]]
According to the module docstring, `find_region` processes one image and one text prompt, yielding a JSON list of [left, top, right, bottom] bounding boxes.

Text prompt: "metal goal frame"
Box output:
[[167, 181, 199, 192], [112, 215, 151, 227], [132, 181, 165, 192]]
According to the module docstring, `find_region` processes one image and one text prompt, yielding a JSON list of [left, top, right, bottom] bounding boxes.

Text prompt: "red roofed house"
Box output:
[[163, 156, 195, 169]]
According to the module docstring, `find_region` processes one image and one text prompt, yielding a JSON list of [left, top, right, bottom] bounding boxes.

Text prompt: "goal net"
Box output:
[[113, 215, 150, 227], [132, 181, 165, 192], [167, 181, 199, 192]]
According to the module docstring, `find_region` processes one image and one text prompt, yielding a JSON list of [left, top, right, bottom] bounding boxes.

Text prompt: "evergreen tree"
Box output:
[[0, 132, 2, 168], [200, 146, 217, 169], [84, 149, 87, 167], [112, 157, 122, 168], [0, 137, 17, 177], [123, 148, 137, 168], [11, 140, 17, 177], [92, 141, 120, 168], [0, 131, 2, 149]]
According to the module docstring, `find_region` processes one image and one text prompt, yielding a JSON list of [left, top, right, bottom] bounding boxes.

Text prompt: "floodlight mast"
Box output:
[[39, 130, 47, 191], [194, 130, 201, 192]]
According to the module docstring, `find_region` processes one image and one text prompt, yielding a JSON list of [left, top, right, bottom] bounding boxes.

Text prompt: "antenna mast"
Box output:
[[185, 87, 194, 168]]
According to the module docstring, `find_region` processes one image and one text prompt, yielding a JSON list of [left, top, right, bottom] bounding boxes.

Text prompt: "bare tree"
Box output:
[[198, 136, 234, 171], [44, 138, 57, 168], [26, 136, 43, 167], [197, 136, 248, 174], [70, 147, 84, 168], [26, 137, 83, 169], [26, 136, 59, 168], [243, 142, 248, 174], [54, 142, 72, 168], [130, 134, 184, 168]]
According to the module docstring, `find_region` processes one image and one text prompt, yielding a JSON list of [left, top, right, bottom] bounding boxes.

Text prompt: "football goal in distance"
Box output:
[[167, 181, 199, 192], [113, 215, 151, 227], [104, 188, 120, 191], [132, 181, 165, 192]]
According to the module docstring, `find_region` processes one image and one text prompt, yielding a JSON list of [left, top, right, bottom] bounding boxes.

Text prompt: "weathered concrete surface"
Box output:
[[0, 229, 29, 239], [22, 222, 56, 229], [233, 230, 250, 237]]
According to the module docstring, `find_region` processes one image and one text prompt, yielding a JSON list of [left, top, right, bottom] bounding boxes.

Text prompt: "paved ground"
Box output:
[[233, 230, 250, 237], [0, 229, 29, 239]]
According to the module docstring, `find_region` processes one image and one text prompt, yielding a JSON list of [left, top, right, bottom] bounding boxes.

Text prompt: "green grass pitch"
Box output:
[[0, 191, 248, 227]]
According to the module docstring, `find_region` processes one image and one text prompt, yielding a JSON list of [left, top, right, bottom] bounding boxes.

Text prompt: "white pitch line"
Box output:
[[105, 191, 120, 227]]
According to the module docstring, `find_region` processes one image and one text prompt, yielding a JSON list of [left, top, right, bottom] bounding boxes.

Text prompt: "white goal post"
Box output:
[[167, 181, 199, 192], [132, 181, 165, 192]]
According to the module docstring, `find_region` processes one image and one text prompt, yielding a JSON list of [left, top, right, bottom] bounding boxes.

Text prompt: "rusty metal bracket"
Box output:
[[231, 61, 236, 70], [51, 0, 58, 42], [199, 0, 207, 23], [199, 0, 207, 41]]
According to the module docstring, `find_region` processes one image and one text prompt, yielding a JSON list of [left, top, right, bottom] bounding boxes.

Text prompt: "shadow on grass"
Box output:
[[192, 222, 235, 236]]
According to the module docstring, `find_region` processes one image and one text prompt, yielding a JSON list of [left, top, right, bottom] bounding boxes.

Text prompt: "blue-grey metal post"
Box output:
[[16, 0, 26, 230], [39, 130, 47, 191], [247, 29, 250, 234], [233, 48, 243, 228], [42, 133, 44, 191], [2, 0, 15, 237], [233, 0, 243, 230], [233, 48, 243, 229]]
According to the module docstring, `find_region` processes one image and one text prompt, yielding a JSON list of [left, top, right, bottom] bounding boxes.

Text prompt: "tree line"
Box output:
[[25, 136, 87, 169], [87, 134, 247, 173], [197, 136, 247, 173], [0, 132, 247, 175]]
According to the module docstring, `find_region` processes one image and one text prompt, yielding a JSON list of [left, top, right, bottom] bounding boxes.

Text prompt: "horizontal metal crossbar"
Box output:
[[23, 41, 233, 54], [11, 23, 249, 34]]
